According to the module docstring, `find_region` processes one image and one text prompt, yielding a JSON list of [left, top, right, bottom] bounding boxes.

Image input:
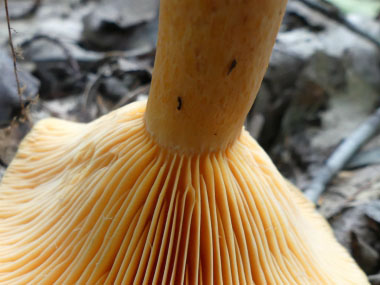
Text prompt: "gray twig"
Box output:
[[113, 84, 150, 110], [297, 0, 380, 49], [80, 73, 104, 122], [21, 34, 81, 74], [304, 107, 380, 204]]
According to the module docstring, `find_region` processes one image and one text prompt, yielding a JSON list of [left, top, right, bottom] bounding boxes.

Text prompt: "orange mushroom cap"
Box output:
[[0, 0, 368, 284]]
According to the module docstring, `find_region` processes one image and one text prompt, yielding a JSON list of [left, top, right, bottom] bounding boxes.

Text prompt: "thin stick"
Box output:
[[304, 107, 380, 204], [297, 0, 380, 49], [4, 0, 24, 115], [113, 84, 150, 109], [21, 34, 81, 74]]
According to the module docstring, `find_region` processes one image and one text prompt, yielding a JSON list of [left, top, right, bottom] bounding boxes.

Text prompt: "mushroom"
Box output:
[[0, 0, 368, 284]]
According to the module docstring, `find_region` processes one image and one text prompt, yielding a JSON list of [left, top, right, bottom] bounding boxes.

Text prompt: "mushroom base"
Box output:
[[0, 101, 368, 284]]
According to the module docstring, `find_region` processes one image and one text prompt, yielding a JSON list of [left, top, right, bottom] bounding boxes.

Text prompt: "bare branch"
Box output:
[[304, 107, 380, 203], [21, 34, 81, 74]]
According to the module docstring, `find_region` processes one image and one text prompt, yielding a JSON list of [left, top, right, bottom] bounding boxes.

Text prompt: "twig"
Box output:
[[304, 107, 380, 204], [113, 84, 150, 109], [10, 0, 42, 20], [297, 0, 380, 49], [4, 0, 25, 116], [19, 47, 156, 66], [82, 74, 104, 110], [21, 34, 81, 74], [79, 73, 104, 122]]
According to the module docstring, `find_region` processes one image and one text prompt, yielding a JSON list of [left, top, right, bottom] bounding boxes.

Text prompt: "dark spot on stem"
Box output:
[[227, 59, 237, 75], [177, 97, 182, 110]]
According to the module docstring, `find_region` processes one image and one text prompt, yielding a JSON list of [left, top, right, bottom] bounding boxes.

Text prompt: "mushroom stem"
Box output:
[[145, 0, 287, 153]]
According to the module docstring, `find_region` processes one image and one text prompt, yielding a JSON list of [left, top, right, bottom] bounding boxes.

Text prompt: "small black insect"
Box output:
[[227, 59, 237, 75], [177, 97, 182, 110]]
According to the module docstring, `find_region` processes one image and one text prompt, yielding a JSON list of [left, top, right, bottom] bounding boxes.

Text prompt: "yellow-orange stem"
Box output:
[[145, 0, 287, 153]]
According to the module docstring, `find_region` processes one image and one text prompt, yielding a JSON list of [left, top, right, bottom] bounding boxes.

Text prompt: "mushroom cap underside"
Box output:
[[0, 101, 368, 284]]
